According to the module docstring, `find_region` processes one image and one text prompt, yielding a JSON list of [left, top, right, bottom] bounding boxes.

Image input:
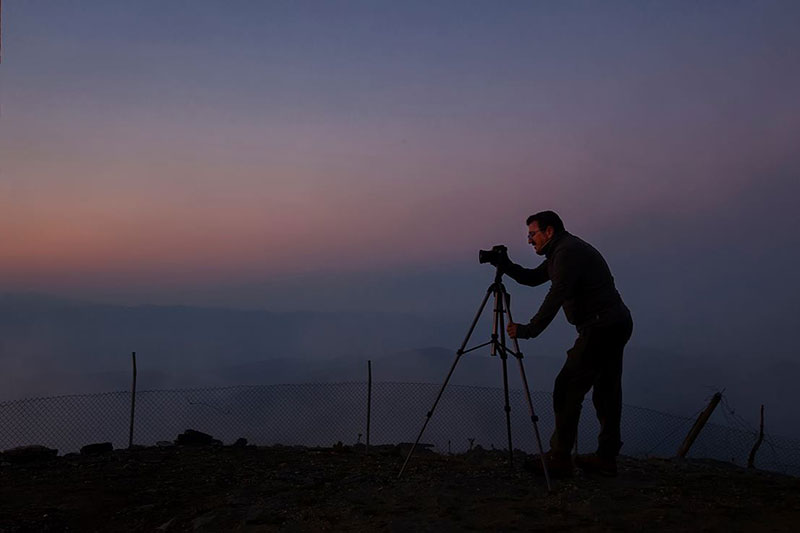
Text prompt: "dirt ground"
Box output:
[[2, 443, 799, 532]]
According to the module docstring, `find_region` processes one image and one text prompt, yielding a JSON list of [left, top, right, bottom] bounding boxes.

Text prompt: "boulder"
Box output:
[[175, 429, 221, 446], [3, 445, 58, 463], [80, 442, 113, 455]]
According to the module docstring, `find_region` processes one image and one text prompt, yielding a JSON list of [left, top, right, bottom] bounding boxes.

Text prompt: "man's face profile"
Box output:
[[528, 222, 552, 255]]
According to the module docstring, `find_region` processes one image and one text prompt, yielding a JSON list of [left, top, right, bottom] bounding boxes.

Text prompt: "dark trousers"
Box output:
[[550, 312, 633, 458]]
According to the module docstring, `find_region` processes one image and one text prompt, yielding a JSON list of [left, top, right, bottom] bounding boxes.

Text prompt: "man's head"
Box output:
[[526, 211, 565, 255]]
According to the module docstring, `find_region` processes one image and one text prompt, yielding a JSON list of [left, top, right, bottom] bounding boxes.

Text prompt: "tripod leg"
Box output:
[[495, 291, 515, 467], [503, 291, 552, 491], [397, 285, 495, 479]]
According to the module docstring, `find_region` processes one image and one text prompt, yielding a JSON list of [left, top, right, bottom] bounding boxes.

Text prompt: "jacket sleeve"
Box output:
[[516, 247, 579, 339], [503, 260, 549, 287]]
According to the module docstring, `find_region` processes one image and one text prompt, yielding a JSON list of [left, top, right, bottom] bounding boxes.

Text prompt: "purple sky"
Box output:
[[1, 1, 799, 358]]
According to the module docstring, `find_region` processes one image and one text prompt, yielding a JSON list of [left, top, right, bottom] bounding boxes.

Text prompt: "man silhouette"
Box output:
[[503, 211, 633, 477]]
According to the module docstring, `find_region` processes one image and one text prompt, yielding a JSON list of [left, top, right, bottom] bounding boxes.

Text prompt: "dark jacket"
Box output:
[[504, 231, 628, 339]]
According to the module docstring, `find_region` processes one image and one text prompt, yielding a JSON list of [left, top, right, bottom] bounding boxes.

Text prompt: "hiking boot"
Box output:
[[575, 453, 617, 476], [524, 450, 574, 478]]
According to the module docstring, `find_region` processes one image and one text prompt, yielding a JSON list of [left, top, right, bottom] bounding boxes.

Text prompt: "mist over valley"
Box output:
[[2, 293, 797, 440]]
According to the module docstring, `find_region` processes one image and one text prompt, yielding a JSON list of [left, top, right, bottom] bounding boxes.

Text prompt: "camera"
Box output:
[[478, 244, 509, 265]]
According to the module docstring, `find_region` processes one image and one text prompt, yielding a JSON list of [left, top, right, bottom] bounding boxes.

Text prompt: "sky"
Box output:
[[1, 1, 800, 359]]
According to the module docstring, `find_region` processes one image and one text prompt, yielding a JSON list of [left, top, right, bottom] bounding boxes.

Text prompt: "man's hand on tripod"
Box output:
[[506, 322, 519, 339]]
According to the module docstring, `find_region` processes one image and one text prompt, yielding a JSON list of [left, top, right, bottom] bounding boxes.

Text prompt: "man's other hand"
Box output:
[[506, 322, 519, 339]]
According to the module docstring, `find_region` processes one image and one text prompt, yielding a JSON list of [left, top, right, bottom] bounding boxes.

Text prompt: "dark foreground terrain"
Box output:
[[2, 443, 799, 532]]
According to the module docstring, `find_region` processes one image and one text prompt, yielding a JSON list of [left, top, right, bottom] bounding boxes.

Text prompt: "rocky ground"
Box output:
[[2, 440, 800, 532]]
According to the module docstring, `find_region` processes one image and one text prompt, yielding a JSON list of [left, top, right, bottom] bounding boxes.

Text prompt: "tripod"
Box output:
[[398, 266, 552, 491]]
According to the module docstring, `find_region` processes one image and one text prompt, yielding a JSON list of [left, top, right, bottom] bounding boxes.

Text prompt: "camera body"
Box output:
[[478, 244, 509, 265]]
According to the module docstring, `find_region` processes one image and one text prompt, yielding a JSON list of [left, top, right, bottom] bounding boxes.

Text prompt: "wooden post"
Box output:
[[128, 352, 137, 449], [574, 424, 579, 456], [676, 392, 722, 458], [747, 405, 765, 469], [366, 360, 372, 453]]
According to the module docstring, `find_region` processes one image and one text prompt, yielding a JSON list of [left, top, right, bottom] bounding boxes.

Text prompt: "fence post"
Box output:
[[676, 392, 722, 458], [366, 360, 372, 453], [128, 352, 137, 449], [574, 423, 578, 456], [747, 404, 765, 469]]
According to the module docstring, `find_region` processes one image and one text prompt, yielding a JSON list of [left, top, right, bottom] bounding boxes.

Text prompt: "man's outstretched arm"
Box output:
[[502, 260, 549, 287]]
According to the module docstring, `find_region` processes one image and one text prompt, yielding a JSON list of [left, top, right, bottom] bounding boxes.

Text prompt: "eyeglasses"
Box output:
[[528, 229, 543, 239]]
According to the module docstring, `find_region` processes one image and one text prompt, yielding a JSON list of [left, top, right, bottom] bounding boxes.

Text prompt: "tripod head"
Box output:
[[488, 263, 511, 292], [492, 264, 504, 284]]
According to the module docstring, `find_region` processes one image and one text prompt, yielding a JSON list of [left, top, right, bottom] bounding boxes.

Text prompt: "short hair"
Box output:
[[526, 211, 565, 233]]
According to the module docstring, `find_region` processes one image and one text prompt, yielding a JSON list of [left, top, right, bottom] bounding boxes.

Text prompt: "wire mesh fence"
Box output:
[[1, 382, 799, 477]]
